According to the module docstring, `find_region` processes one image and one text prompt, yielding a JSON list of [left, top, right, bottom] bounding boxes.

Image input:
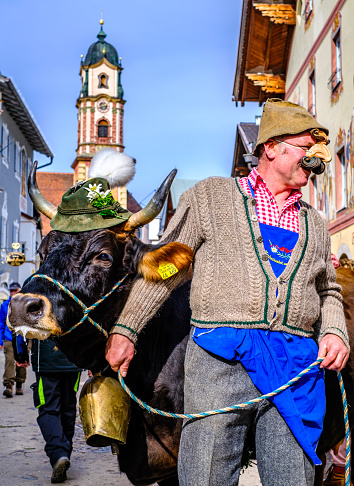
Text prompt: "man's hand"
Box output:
[[16, 361, 29, 368], [105, 334, 135, 377], [318, 334, 349, 371], [0, 345, 3, 351]]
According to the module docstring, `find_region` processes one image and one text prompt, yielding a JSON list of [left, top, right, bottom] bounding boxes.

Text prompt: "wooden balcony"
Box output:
[[253, 1, 296, 25]]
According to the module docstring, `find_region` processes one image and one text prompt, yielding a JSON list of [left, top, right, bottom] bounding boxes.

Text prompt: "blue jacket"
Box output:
[[0, 298, 12, 345]]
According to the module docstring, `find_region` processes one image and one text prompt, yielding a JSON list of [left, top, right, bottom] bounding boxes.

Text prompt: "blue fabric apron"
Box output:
[[193, 181, 325, 465]]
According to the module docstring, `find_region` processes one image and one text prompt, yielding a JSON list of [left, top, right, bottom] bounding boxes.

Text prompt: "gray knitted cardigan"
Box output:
[[111, 177, 349, 350]]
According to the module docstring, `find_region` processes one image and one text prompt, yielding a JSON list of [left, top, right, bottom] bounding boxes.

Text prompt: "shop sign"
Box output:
[[6, 252, 26, 266]]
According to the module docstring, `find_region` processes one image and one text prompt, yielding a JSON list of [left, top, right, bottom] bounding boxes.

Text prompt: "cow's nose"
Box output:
[[25, 297, 45, 321], [10, 295, 46, 323]]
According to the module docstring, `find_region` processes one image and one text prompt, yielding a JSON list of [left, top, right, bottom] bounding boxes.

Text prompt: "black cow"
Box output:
[[8, 166, 354, 486], [11, 230, 191, 486], [8, 164, 194, 486]]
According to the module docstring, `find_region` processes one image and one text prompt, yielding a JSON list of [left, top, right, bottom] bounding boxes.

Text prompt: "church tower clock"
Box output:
[[72, 20, 126, 191]]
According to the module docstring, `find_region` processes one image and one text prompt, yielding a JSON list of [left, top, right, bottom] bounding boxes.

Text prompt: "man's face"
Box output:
[[10, 288, 20, 298], [269, 132, 316, 189]]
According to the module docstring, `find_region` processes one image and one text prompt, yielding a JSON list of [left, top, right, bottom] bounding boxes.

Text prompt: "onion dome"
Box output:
[[83, 20, 120, 68]]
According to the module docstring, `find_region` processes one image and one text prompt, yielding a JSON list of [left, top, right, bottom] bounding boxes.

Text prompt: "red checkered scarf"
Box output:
[[239, 168, 302, 234]]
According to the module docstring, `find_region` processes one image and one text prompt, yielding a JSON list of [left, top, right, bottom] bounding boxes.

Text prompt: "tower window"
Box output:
[[98, 120, 109, 138], [98, 74, 109, 88]]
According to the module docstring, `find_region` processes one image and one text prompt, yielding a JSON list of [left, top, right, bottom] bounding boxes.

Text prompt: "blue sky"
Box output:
[[0, 0, 261, 203]]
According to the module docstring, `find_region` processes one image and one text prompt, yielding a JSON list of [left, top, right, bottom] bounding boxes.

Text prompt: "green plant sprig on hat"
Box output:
[[84, 183, 116, 217]]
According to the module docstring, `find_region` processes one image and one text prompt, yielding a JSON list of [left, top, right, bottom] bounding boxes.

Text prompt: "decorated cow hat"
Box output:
[[254, 98, 329, 156], [28, 148, 177, 234]]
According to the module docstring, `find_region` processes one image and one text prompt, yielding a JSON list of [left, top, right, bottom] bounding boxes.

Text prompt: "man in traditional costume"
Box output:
[[106, 99, 349, 486]]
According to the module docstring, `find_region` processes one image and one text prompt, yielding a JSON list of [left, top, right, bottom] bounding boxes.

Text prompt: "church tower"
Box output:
[[72, 20, 126, 198]]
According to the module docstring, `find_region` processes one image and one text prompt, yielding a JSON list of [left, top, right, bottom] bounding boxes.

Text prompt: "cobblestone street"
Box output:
[[0, 350, 261, 485]]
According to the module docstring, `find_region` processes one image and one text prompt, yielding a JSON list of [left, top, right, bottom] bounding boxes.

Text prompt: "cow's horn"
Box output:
[[28, 161, 57, 220], [125, 169, 177, 232]]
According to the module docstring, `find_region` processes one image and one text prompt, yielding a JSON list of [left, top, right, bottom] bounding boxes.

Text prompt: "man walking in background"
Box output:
[[0, 282, 28, 397]]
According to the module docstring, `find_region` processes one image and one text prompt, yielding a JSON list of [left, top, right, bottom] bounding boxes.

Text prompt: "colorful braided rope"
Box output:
[[118, 358, 351, 485], [32, 273, 128, 339]]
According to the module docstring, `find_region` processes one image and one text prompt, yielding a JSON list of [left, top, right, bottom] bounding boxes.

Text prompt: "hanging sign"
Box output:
[[6, 252, 25, 266]]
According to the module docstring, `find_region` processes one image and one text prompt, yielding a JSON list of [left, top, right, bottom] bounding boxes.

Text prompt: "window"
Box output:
[[1, 216, 8, 250], [21, 150, 27, 196], [0, 124, 4, 156], [7, 133, 11, 164], [336, 149, 346, 210], [98, 120, 109, 138], [304, 0, 313, 21], [14, 142, 19, 173], [329, 14, 343, 96], [98, 74, 108, 88], [2, 126, 9, 166], [308, 70, 316, 117], [340, 150, 346, 208], [12, 221, 19, 245], [333, 33, 342, 87]]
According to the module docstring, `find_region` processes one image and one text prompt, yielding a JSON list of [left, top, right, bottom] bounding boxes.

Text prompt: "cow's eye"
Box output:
[[96, 253, 112, 262]]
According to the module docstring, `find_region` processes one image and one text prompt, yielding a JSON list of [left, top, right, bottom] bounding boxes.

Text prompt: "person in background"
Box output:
[[0, 282, 29, 397], [30, 338, 83, 484]]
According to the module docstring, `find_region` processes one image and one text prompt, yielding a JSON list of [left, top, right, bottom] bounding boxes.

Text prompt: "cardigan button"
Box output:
[[276, 301, 282, 307], [251, 215, 258, 222], [257, 236, 263, 243], [251, 199, 257, 206], [261, 254, 268, 261]]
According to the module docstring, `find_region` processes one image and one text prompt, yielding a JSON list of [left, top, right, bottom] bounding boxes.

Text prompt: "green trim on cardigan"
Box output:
[[321, 326, 349, 341], [282, 322, 313, 335], [112, 323, 139, 336], [281, 213, 309, 329], [191, 317, 269, 326], [235, 178, 270, 323]]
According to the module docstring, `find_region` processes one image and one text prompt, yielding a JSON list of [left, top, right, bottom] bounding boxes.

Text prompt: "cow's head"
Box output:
[[7, 163, 193, 370]]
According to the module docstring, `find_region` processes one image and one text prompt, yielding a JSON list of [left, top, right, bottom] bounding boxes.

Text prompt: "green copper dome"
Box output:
[[83, 21, 120, 68]]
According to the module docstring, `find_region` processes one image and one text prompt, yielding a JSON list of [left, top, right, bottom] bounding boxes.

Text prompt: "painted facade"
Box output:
[[0, 75, 52, 287], [285, 0, 354, 259]]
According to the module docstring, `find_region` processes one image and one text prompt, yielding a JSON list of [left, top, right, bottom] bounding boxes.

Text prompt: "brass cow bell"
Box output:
[[79, 375, 131, 450]]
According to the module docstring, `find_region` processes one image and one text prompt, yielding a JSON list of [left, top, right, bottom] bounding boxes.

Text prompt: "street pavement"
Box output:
[[0, 349, 261, 485]]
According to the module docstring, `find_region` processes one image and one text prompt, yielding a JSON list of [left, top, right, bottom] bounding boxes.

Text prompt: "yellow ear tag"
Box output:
[[158, 262, 178, 280]]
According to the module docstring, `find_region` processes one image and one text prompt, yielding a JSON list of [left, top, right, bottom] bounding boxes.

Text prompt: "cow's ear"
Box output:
[[138, 242, 193, 282]]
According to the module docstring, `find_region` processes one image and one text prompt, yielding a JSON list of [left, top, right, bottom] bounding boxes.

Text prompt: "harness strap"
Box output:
[[31, 273, 128, 339]]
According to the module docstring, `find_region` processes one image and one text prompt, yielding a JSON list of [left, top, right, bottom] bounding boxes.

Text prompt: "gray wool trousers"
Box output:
[[178, 337, 315, 486]]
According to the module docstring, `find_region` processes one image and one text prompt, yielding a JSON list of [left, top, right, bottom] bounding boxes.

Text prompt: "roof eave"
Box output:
[[1, 77, 54, 158]]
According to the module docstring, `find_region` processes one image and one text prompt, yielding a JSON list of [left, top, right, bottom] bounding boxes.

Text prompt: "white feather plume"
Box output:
[[88, 148, 136, 188]]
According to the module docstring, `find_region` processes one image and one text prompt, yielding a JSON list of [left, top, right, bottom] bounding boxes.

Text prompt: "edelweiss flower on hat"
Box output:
[[49, 149, 137, 232]]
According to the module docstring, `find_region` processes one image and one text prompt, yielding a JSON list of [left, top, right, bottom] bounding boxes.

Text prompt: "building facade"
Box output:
[[0, 74, 53, 287], [73, 20, 125, 181], [285, 0, 354, 259], [233, 0, 354, 259]]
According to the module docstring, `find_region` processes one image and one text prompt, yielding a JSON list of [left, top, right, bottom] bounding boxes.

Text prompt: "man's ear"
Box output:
[[138, 242, 194, 282], [263, 140, 277, 160]]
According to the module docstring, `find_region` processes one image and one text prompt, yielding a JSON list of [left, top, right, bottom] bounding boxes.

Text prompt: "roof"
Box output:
[[83, 22, 120, 69], [231, 122, 260, 178], [127, 191, 142, 213], [36, 172, 74, 236], [0, 75, 53, 157], [238, 122, 259, 152], [233, 0, 295, 106]]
